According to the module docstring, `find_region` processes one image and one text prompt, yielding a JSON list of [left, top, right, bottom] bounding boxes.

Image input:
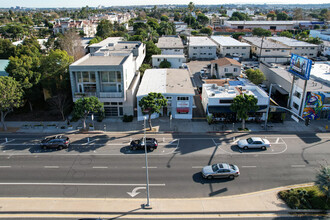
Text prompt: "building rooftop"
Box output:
[[137, 69, 194, 96], [211, 36, 250, 47], [70, 54, 127, 66], [156, 36, 184, 49], [269, 36, 318, 47], [268, 63, 330, 92], [88, 37, 123, 48], [243, 37, 290, 49], [210, 57, 242, 66], [225, 21, 296, 25], [188, 37, 217, 47], [152, 54, 185, 58]]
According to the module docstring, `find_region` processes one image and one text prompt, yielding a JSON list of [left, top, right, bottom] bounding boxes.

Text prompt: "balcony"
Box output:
[[99, 92, 123, 98], [74, 92, 97, 98]]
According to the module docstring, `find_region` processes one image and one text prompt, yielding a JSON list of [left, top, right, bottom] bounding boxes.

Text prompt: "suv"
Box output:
[[40, 135, 70, 150], [130, 138, 158, 151]]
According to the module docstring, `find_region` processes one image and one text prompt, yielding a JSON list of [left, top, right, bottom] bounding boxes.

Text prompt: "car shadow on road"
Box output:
[[230, 145, 267, 153], [119, 146, 155, 154], [192, 172, 230, 197]]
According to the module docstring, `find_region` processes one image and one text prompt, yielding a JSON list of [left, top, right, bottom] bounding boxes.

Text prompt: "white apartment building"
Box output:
[[136, 69, 195, 121], [269, 37, 319, 58], [156, 36, 184, 55], [226, 8, 255, 17], [152, 55, 186, 68], [201, 81, 269, 121], [69, 39, 146, 117], [88, 37, 123, 54], [210, 57, 242, 79], [224, 21, 296, 31], [188, 37, 217, 60], [211, 36, 251, 59], [53, 20, 97, 37], [310, 29, 330, 41], [242, 37, 291, 63]]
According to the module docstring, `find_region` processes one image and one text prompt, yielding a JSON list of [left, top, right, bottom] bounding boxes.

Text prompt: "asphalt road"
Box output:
[[0, 133, 329, 199]]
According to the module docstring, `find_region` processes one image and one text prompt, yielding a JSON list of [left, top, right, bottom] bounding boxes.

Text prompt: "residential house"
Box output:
[[53, 20, 97, 37], [188, 37, 217, 60], [136, 69, 195, 121], [69, 39, 146, 117], [156, 36, 185, 55], [152, 55, 186, 68], [210, 57, 242, 79], [224, 21, 296, 31], [211, 36, 251, 59]]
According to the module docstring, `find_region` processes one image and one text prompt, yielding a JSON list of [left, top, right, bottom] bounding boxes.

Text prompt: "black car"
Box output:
[[41, 135, 70, 150], [130, 138, 158, 151]]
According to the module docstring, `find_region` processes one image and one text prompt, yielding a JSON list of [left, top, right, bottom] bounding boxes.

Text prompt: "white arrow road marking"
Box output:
[[127, 186, 146, 197]]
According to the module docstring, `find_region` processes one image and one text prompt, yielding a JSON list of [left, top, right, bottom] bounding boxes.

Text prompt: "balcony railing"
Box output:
[[74, 92, 97, 98], [99, 92, 123, 98]]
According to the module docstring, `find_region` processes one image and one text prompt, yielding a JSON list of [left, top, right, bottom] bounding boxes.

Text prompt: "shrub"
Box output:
[[288, 196, 300, 208], [123, 114, 133, 122]]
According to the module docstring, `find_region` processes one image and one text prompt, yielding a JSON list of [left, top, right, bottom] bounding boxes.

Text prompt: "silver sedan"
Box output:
[[202, 163, 240, 180], [237, 137, 271, 150]]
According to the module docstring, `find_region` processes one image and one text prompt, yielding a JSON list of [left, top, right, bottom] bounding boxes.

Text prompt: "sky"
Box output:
[[1, 0, 328, 8]]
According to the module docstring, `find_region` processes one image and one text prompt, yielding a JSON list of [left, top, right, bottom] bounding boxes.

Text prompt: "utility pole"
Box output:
[[264, 83, 273, 130], [143, 116, 151, 208], [259, 36, 264, 64]]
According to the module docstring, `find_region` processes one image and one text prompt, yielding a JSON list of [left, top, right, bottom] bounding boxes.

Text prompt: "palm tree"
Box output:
[[188, 2, 195, 27], [315, 165, 330, 202]]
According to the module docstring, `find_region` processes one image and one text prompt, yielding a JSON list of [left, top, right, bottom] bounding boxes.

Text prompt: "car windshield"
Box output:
[[229, 164, 236, 170], [211, 164, 219, 172], [247, 138, 253, 144]]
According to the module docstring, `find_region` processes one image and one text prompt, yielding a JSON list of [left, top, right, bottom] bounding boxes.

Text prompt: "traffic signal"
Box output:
[[305, 117, 311, 126]]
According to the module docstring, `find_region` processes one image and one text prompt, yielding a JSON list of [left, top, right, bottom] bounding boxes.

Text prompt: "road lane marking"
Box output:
[[0, 166, 11, 168], [44, 166, 59, 169], [275, 138, 280, 143], [291, 165, 306, 168], [142, 166, 157, 169], [0, 182, 166, 186], [241, 166, 257, 168], [192, 166, 203, 169], [92, 166, 108, 169]]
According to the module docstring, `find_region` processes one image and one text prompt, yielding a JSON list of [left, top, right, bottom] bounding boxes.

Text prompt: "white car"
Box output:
[[237, 137, 271, 150], [202, 163, 240, 180]]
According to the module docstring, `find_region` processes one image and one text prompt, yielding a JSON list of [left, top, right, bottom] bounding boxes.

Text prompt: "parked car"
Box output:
[[130, 138, 158, 151], [202, 163, 240, 179], [237, 137, 271, 150], [40, 135, 70, 150]]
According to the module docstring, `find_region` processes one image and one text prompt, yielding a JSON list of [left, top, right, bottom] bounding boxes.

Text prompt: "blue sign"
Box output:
[[288, 54, 312, 80]]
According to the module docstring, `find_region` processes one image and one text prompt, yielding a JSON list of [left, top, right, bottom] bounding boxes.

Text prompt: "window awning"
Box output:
[[177, 107, 190, 113]]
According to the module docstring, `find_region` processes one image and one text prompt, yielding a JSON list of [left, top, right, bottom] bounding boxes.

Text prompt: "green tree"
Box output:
[[160, 15, 169, 22], [315, 165, 330, 201], [276, 12, 289, 21], [159, 60, 171, 68], [96, 19, 113, 39], [174, 12, 181, 21], [144, 40, 161, 64], [305, 37, 323, 45], [188, 2, 195, 26], [232, 32, 246, 40], [147, 18, 160, 30], [139, 92, 167, 130], [0, 76, 24, 131], [230, 94, 258, 130], [229, 12, 251, 21], [267, 12, 276, 21], [197, 13, 209, 26], [158, 21, 174, 36], [73, 96, 104, 129], [314, 24, 320, 30], [293, 8, 303, 20], [0, 38, 16, 59], [252, 28, 271, 37], [280, 31, 293, 38], [139, 63, 152, 77], [200, 27, 212, 36], [246, 69, 266, 85], [88, 36, 103, 45]]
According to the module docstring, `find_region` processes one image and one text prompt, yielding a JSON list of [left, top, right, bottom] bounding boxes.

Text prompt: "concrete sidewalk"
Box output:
[[3, 117, 330, 134], [0, 183, 322, 219]]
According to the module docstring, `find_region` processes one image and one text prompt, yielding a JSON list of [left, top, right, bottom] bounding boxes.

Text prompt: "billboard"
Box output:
[[288, 54, 312, 80]]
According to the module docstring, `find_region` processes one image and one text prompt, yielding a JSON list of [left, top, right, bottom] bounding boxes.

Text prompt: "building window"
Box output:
[[311, 47, 314, 49], [226, 47, 231, 49], [293, 102, 299, 110], [166, 97, 172, 100], [157, 58, 160, 62], [177, 97, 189, 101], [209, 47, 212, 49], [193, 47, 197, 49], [208, 53, 212, 55], [309, 54, 314, 56], [193, 53, 197, 55], [265, 50, 270, 52], [294, 91, 301, 99], [224, 68, 228, 72], [282, 50, 286, 52], [233, 68, 238, 72], [242, 47, 246, 49], [100, 71, 122, 93], [219, 99, 233, 104]]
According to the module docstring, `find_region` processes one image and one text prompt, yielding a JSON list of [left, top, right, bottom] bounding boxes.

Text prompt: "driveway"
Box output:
[[187, 61, 210, 88]]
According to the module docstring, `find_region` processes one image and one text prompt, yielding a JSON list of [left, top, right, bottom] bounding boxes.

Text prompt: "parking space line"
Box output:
[[291, 165, 306, 168], [241, 166, 257, 168], [44, 166, 59, 169], [0, 182, 166, 186], [0, 166, 11, 168], [92, 166, 108, 169], [192, 166, 203, 169], [142, 166, 157, 169]]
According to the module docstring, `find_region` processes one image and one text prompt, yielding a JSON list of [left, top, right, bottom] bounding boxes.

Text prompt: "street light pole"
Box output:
[[144, 116, 151, 208], [264, 83, 273, 131]]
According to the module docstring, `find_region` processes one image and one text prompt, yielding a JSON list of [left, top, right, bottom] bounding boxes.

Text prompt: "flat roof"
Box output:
[[188, 37, 217, 47], [137, 69, 194, 96], [211, 36, 250, 47], [203, 84, 268, 99], [268, 64, 330, 92], [269, 36, 318, 47], [71, 55, 127, 66], [89, 37, 122, 48], [156, 36, 184, 49], [226, 21, 296, 25], [243, 37, 290, 49]]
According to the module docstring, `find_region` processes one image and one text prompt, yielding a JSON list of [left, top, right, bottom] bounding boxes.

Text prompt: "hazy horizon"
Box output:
[[1, 0, 329, 8]]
